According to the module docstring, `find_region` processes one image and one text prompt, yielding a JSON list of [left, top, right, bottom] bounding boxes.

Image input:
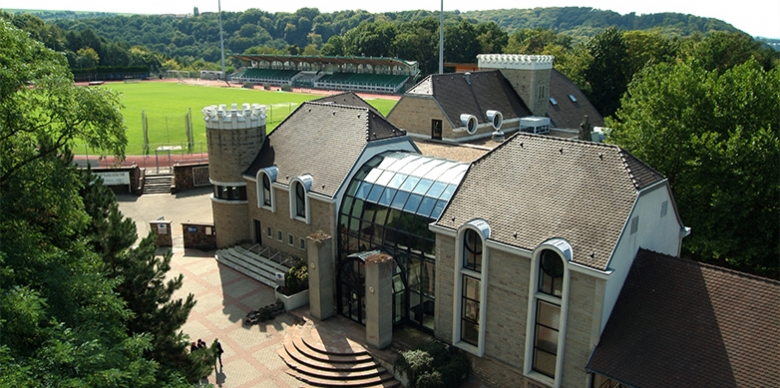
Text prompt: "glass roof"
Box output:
[[350, 152, 469, 220]]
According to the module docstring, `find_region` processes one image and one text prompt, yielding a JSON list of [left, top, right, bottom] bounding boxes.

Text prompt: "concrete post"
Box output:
[[307, 233, 334, 320], [365, 253, 394, 349], [149, 219, 173, 247]]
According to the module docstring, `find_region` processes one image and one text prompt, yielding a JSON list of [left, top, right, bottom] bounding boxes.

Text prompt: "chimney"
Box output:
[[579, 115, 592, 141]]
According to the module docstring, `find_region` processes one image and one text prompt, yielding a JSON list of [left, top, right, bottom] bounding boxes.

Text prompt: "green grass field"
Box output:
[[82, 82, 397, 155]]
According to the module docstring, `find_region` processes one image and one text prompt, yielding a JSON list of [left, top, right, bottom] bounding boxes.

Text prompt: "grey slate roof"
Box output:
[[244, 101, 406, 198], [313, 92, 382, 117], [407, 70, 532, 128], [586, 249, 780, 387], [435, 133, 665, 270], [548, 69, 605, 130]]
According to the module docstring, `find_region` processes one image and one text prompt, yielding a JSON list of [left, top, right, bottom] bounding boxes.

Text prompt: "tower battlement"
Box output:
[[203, 103, 267, 130], [477, 54, 554, 70]]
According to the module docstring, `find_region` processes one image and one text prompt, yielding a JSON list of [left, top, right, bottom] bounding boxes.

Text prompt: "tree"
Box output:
[[76, 46, 100, 68], [584, 27, 630, 117], [607, 59, 780, 279], [444, 20, 480, 63], [475, 22, 507, 54], [0, 20, 172, 386], [193, 7, 199, 17]]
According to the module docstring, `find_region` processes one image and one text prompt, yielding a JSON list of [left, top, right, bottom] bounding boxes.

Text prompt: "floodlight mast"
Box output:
[[218, 0, 226, 80], [439, 0, 444, 74]]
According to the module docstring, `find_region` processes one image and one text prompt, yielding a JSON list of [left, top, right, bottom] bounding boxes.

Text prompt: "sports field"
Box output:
[[83, 82, 397, 155]]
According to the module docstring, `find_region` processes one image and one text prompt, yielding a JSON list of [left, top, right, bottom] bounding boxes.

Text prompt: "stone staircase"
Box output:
[[278, 322, 401, 388], [215, 245, 293, 289], [143, 173, 173, 195]]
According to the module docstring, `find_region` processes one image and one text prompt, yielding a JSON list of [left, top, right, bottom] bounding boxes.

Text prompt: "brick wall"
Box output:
[[173, 163, 209, 192], [182, 222, 217, 250], [212, 199, 250, 248], [434, 234, 456, 343], [387, 96, 448, 138], [206, 126, 264, 183], [561, 271, 605, 387]]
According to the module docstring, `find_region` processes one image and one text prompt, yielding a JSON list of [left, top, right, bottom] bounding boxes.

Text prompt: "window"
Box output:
[[299, 238, 306, 250], [549, 97, 558, 105], [463, 229, 482, 272], [277, 230, 283, 241], [213, 185, 247, 201], [288, 234, 294, 246], [526, 245, 569, 385], [266, 226, 272, 237], [661, 201, 668, 218], [262, 174, 271, 206], [568, 94, 577, 102], [461, 275, 480, 346], [630, 216, 639, 235], [256, 168, 277, 211], [431, 119, 442, 140], [295, 183, 306, 218]]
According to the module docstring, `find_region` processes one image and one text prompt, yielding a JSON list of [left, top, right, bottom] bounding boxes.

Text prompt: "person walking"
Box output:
[[214, 338, 224, 368]]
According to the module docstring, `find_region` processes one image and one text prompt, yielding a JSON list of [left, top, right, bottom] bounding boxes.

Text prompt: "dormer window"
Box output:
[[262, 174, 271, 206], [289, 174, 312, 224], [256, 166, 277, 212]]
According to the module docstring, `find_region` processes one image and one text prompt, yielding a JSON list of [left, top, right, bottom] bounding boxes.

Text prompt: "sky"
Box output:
[[3, 0, 779, 38]]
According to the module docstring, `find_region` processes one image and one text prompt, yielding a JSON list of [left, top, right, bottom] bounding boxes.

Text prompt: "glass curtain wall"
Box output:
[[338, 152, 468, 332]]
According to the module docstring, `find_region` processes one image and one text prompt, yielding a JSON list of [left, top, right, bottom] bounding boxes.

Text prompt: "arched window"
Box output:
[[295, 182, 306, 218], [454, 220, 490, 356], [525, 243, 570, 386], [262, 174, 271, 207], [463, 229, 482, 271]]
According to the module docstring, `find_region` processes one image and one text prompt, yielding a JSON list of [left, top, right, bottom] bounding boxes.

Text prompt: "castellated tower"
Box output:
[[478, 54, 553, 117], [203, 103, 267, 248]]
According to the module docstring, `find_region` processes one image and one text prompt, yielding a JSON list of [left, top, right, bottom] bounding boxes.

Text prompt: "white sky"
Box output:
[[3, 0, 779, 38]]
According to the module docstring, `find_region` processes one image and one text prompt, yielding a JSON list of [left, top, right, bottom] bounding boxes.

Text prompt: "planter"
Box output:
[[275, 287, 309, 311]]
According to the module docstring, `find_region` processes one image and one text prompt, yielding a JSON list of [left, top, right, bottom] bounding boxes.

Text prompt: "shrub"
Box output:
[[243, 82, 254, 89], [394, 341, 470, 388], [281, 258, 308, 295]]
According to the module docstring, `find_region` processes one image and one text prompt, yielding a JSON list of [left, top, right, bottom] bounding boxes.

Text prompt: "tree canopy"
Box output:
[[607, 59, 780, 278]]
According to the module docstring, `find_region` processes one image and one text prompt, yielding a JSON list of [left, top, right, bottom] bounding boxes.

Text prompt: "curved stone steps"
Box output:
[[278, 323, 401, 388]]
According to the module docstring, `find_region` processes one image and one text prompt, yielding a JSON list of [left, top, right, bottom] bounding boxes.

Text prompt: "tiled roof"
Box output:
[[312, 92, 383, 117], [586, 249, 780, 387], [435, 133, 664, 269], [410, 71, 532, 128], [413, 140, 490, 162], [244, 102, 406, 197], [548, 69, 605, 130]]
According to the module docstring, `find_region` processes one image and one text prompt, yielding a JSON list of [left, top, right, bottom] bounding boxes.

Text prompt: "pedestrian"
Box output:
[[197, 338, 206, 349], [214, 338, 224, 368], [190, 342, 198, 352]]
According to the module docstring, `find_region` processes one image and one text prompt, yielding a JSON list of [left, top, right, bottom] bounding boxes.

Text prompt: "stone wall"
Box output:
[[434, 234, 456, 343], [212, 199, 250, 248], [246, 179, 336, 260], [173, 163, 209, 192], [387, 96, 448, 138], [182, 222, 217, 251], [560, 271, 605, 387], [497, 68, 551, 117]]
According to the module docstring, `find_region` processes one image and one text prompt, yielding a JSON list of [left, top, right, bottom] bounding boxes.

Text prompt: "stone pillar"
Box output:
[[365, 253, 394, 349], [307, 232, 334, 320]]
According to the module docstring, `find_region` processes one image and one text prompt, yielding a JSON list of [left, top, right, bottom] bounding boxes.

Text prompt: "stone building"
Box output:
[[205, 88, 778, 387]]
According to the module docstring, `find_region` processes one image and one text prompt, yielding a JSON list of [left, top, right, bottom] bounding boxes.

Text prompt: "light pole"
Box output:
[[218, 0, 226, 81], [439, 0, 444, 74]]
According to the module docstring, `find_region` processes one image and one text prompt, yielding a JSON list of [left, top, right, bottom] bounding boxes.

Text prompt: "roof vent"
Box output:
[[492, 129, 505, 142], [460, 114, 478, 135], [465, 72, 471, 84], [486, 110, 503, 129]]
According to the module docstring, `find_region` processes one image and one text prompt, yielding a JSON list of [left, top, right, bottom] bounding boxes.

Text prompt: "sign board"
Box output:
[[275, 272, 286, 288], [157, 223, 168, 234], [187, 226, 198, 233], [95, 171, 130, 186]]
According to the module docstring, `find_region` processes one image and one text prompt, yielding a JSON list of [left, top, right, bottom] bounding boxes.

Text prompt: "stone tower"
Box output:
[[203, 103, 266, 248], [477, 54, 553, 117]]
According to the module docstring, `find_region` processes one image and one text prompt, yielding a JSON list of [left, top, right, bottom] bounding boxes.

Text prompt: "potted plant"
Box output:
[[275, 259, 309, 311]]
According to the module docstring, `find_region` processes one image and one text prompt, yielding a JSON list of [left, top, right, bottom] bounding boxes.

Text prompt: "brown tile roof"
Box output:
[[435, 133, 665, 269], [313, 92, 382, 117], [586, 249, 780, 387], [409, 71, 532, 128], [244, 101, 407, 197], [413, 140, 490, 162], [548, 69, 605, 130]]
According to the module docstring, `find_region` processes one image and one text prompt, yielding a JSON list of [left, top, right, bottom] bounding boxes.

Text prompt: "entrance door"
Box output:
[[337, 257, 366, 325], [253, 220, 262, 245]]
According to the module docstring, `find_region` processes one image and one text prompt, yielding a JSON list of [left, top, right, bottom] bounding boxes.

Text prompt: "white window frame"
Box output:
[[256, 167, 277, 212], [452, 219, 491, 357], [289, 174, 312, 224], [524, 239, 572, 388]]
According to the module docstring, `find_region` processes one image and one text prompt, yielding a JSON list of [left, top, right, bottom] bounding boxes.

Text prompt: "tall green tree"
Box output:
[[584, 27, 630, 117], [607, 59, 780, 278]]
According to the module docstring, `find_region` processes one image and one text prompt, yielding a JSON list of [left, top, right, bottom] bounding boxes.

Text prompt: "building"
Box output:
[[203, 56, 778, 388]]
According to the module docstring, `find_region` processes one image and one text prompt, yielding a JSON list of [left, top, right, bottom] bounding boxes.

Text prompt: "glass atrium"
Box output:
[[337, 152, 469, 331]]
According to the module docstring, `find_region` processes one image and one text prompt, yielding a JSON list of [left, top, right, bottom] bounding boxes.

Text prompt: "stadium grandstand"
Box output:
[[231, 54, 418, 94]]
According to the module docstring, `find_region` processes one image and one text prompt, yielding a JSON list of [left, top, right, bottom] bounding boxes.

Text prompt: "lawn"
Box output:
[[79, 82, 397, 155]]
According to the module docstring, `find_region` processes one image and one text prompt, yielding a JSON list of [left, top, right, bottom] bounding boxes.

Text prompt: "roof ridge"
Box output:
[[638, 248, 780, 286], [304, 101, 370, 111]]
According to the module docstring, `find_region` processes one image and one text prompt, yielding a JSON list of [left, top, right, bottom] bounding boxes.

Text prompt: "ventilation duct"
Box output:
[[460, 114, 478, 134], [486, 110, 503, 129]]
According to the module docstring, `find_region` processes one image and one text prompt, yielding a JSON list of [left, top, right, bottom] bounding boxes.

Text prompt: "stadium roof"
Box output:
[[233, 54, 418, 70]]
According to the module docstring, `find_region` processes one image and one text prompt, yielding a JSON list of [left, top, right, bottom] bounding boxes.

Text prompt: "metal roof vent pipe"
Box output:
[[492, 129, 505, 142], [465, 72, 471, 84], [486, 110, 503, 129], [460, 114, 478, 135]]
